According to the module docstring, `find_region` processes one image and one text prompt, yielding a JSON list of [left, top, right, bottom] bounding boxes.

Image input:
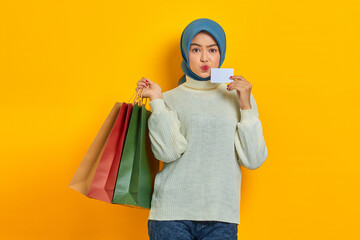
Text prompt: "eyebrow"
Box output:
[[190, 43, 219, 48]]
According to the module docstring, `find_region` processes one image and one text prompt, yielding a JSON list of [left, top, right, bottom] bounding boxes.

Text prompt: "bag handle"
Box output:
[[127, 88, 148, 107]]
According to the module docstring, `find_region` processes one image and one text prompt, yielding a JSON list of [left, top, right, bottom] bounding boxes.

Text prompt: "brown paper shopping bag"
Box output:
[[68, 102, 123, 196]]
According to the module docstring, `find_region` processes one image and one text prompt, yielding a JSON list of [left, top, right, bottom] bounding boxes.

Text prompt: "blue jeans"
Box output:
[[148, 220, 238, 240]]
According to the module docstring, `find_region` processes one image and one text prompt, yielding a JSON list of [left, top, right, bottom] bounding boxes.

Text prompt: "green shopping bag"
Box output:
[[112, 89, 159, 209]]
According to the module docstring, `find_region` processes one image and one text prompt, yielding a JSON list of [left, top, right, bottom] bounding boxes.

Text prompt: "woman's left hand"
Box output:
[[227, 75, 252, 110]]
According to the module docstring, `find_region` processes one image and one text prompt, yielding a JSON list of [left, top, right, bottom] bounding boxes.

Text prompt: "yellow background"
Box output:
[[1, 0, 359, 239]]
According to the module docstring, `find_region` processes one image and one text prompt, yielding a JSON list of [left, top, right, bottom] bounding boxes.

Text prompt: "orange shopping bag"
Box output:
[[68, 102, 122, 196]]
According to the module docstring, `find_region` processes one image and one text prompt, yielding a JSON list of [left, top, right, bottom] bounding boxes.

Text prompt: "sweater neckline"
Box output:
[[181, 75, 222, 90]]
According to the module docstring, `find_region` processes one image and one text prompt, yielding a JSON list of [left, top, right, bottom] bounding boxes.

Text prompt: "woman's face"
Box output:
[[188, 31, 220, 78]]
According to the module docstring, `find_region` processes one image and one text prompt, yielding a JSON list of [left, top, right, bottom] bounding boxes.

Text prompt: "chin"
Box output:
[[197, 72, 210, 78], [190, 67, 210, 78], [203, 74, 211, 78]]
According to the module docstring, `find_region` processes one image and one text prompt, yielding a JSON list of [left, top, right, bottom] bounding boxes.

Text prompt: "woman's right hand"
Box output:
[[135, 77, 163, 101]]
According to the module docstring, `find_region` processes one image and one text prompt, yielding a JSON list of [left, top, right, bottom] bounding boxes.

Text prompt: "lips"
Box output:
[[201, 65, 209, 71]]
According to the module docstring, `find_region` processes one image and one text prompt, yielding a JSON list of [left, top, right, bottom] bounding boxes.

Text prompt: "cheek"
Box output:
[[188, 53, 197, 67], [214, 53, 221, 65], [216, 52, 220, 61], [188, 52, 194, 61]]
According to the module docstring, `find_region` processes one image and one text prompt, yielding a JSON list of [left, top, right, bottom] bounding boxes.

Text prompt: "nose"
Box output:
[[200, 51, 209, 63]]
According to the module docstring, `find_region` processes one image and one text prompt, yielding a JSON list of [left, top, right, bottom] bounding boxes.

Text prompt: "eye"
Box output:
[[210, 49, 217, 53], [191, 48, 200, 53]]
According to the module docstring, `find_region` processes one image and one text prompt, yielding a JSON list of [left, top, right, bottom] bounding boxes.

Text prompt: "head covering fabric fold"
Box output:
[[178, 18, 226, 85]]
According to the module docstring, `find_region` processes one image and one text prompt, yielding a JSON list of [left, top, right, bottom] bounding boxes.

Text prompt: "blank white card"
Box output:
[[210, 68, 234, 83]]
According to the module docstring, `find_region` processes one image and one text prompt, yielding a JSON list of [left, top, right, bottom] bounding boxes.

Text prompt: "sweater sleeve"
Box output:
[[148, 98, 188, 163], [234, 93, 268, 170]]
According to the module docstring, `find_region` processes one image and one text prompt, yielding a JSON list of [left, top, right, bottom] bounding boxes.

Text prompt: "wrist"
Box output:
[[149, 94, 163, 101], [240, 104, 252, 110]]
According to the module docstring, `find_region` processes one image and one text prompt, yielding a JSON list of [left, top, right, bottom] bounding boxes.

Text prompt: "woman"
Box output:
[[136, 18, 268, 240]]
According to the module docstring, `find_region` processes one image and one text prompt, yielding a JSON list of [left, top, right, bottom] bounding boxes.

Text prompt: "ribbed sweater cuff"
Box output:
[[240, 107, 257, 123], [149, 98, 166, 112]]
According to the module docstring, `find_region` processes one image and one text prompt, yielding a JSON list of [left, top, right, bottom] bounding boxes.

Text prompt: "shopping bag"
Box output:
[[86, 103, 133, 203], [112, 89, 159, 209], [68, 102, 122, 196]]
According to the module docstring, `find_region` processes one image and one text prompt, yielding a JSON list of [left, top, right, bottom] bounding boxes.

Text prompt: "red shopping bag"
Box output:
[[86, 102, 133, 203]]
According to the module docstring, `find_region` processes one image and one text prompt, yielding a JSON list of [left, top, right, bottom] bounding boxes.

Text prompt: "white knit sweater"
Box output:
[[147, 75, 268, 225]]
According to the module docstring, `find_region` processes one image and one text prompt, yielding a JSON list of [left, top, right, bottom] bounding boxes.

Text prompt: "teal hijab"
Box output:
[[178, 18, 227, 85]]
